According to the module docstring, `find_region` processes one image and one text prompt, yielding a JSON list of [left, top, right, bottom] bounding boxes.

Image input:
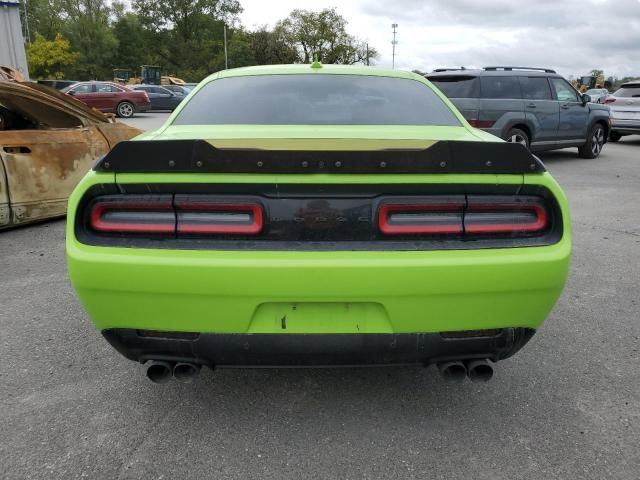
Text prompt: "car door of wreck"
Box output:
[[0, 83, 140, 228]]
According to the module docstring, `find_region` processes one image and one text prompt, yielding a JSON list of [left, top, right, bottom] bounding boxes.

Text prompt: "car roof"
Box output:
[[620, 81, 640, 88], [426, 68, 561, 79], [208, 64, 420, 82]]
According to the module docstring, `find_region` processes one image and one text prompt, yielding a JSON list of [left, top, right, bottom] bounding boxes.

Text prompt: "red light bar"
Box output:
[[378, 203, 464, 235], [90, 201, 175, 233], [468, 119, 496, 128], [465, 203, 547, 234], [175, 202, 263, 235]]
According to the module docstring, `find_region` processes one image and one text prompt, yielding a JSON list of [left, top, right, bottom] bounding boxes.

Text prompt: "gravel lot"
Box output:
[[1, 138, 639, 479]]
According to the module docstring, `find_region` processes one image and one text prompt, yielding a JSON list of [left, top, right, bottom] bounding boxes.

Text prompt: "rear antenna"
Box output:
[[311, 53, 322, 69]]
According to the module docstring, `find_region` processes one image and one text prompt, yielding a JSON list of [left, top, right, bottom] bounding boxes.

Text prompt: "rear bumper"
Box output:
[[68, 241, 570, 334], [134, 101, 151, 113], [611, 124, 640, 134], [103, 328, 535, 367], [67, 172, 571, 364]]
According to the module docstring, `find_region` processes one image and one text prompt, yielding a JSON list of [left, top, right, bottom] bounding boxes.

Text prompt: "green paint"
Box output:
[[66, 65, 571, 339]]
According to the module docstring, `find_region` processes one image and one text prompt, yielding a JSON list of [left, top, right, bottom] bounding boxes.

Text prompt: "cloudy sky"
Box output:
[[239, 0, 640, 79]]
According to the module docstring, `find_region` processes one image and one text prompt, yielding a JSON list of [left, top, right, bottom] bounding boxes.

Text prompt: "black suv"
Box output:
[[426, 66, 611, 158]]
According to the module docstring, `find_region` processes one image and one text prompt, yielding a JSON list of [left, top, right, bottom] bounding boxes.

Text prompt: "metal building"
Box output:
[[0, 0, 29, 79]]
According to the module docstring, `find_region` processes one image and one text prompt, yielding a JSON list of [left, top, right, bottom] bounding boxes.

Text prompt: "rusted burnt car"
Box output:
[[0, 81, 141, 229]]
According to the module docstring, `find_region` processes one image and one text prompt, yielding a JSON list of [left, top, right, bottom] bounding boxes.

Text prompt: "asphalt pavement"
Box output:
[[121, 112, 171, 132], [1, 139, 639, 479]]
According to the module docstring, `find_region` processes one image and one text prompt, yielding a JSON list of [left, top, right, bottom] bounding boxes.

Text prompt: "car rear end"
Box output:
[[426, 71, 527, 142], [127, 87, 151, 113], [66, 66, 571, 382], [607, 82, 640, 138], [426, 71, 483, 127]]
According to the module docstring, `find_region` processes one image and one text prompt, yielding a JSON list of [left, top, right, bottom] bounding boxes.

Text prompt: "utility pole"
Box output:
[[23, 0, 31, 43], [391, 23, 398, 69], [223, 24, 228, 69]]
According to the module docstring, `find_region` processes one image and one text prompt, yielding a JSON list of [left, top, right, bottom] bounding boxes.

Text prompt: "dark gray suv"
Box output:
[[426, 67, 611, 158]]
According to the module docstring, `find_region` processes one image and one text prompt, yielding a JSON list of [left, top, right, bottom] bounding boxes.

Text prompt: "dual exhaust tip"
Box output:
[[146, 359, 492, 383], [146, 360, 201, 384], [437, 359, 494, 383]]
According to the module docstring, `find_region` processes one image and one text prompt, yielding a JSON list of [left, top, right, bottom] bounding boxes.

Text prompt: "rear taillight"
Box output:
[[175, 200, 263, 234], [378, 197, 548, 236], [378, 200, 464, 235], [90, 199, 174, 233], [605, 97, 616, 104], [88, 196, 263, 236], [465, 201, 547, 234], [468, 119, 496, 128]]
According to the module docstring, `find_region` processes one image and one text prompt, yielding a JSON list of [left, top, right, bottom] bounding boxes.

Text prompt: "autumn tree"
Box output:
[[27, 33, 80, 79]]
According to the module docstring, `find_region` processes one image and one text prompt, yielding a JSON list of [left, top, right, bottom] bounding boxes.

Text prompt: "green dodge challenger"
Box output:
[[66, 64, 571, 384]]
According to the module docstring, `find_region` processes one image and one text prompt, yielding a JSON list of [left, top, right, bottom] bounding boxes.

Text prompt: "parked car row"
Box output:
[[604, 81, 640, 142], [585, 88, 610, 104], [130, 84, 185, 112], [426, 66, 611, 158], [61, 81, 189, 118]]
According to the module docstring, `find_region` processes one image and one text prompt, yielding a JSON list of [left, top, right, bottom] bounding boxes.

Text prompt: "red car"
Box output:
[[63, 81, 151, 118]]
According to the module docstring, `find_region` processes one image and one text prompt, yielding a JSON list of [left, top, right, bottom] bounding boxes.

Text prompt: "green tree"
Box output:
[[132, 0, 242, 80], [590, 69, 604, 79], [59, 0, 119, 79], [226, 30, 258, 69], [133, 0, 241, 42], [21, 0, 66, 42], [276, 8, 378, 65], [111, 13, 156, 73], [27, 33, 80, 79], [248, 26, 299, 65]]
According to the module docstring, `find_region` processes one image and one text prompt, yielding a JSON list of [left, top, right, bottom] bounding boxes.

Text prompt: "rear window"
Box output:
[[519, 77, 552, 100], [614, 87, 640, 98], [173, 74, 461, 126], [428, 75, 479, 98], [480, 76, 522, 99]]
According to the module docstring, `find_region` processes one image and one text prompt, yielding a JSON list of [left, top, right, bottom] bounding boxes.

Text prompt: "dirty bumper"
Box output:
[[103, 328, 535, 367]]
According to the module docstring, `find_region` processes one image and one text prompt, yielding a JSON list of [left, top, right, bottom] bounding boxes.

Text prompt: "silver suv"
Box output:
[[607, 81, 640, 142], [426, 66, 611, 158]]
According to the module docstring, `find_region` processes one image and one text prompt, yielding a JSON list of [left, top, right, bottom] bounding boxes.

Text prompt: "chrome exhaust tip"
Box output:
[[466, 359, 494, 382], [145, 360, 173, 384], [437, 361, 467, 383], [173, 362, 201, 383]]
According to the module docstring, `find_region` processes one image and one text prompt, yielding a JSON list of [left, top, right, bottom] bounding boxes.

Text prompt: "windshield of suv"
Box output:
[[614, 87, 640, 97], [427, 75, 479, 98], [173, 74, 461, 126]]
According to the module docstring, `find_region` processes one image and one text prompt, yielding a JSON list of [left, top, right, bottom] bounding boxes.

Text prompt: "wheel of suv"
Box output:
[[505, 128, 530, 150], [609, 131, 621, 142], [116, 101, 135, 118], [579, 124, 605, 159]]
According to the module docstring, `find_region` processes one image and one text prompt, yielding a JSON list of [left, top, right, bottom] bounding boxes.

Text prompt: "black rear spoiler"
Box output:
[[94, 139, 545, 174]]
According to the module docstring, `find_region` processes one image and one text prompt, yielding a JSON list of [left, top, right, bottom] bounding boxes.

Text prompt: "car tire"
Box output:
[[116, 102, 135, 119], [609, 131, 621, 142], [505, 128, 530, 150], [579, 124, 606, 159]]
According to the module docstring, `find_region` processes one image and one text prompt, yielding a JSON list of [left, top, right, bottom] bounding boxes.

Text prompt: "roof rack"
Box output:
[[484, 66, 556, 73], [432, 67, 467, 72]]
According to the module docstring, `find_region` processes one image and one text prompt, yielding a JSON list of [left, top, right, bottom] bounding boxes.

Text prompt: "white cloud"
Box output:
[[238, 0, 640, 78]]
